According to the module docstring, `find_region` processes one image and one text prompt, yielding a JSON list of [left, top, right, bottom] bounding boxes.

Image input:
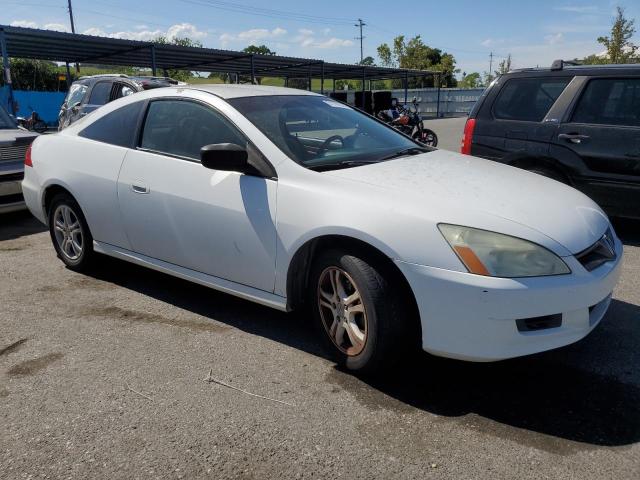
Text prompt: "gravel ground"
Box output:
[[0, 211, 639, 480]]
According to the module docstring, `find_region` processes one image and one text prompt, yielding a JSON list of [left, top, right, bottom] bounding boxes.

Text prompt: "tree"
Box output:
[[359, 56, 375, 66], [153, 36, 203, 81], [596, 7, 638, 63], [376, 35, 458, 87], [242, 44, 276, 56], [495, 54, 512, 76], [458, 72, 482, 88], [2, 59, 64, 91]]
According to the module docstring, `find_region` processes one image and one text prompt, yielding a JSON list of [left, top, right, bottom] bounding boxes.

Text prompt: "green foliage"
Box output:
[[359, 56, 375, 66], [376, 35, 458, 87], [153, 36, 203, 81], [458, 72, 482, 88], [243, 44, 276, 56], [595, 7, 638, 63], [495, 54, 512, 76], [1, 59, 67, 91]]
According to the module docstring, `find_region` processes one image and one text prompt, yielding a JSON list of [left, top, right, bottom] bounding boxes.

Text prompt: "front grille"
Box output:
[[516, 314, 562, 332], [0, 172, 24, 183], [0, 193, 24, 205], [0, 144, 29, 164], [575, 228, 617, 272]]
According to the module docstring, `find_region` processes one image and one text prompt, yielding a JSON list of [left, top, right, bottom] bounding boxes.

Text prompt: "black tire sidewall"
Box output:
[[48, 194, 93, 270], [309, 250, 398, 374]]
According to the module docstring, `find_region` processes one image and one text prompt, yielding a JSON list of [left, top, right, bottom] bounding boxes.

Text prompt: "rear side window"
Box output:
[[78, 101, 144, 148], [572, 78, 640, 127], [88, 82, 112, 106], [65, 84, 87, 106], [493, 77, 570, 122], [140, 100, 246, 160]]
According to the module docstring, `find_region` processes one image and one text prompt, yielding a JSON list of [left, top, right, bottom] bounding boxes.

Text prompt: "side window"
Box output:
[[140, 100, 246, 160], [493, 77, 571, 122], [65, 84, 88, 106], [572, 78, 640, 127], [113, 83, 135, 100], [88, 82, 112, 106], [78, 101, 144, 147]]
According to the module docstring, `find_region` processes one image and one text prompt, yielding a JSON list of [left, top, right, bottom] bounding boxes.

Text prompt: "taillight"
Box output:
[[460, 118, 476, 155], [24, 143, 33, 167]]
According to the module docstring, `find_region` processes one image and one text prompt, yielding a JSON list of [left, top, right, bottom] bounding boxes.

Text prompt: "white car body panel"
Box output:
[[22, 84, 623, 362]]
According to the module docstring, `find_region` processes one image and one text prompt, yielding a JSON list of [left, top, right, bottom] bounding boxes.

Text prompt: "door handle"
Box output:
[[558, 133, 590, 144], [131, 183, 149, 194]]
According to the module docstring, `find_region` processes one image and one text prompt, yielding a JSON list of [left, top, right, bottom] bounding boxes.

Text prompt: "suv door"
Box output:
[[117, 98, 278, 292], [474, 76, 571, 160], [553, 77, 640, 217]]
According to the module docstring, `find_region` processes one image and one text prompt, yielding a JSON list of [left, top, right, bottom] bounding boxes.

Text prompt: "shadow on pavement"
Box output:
[[86, 255, 640, 448], [0, 211, 47, 241]]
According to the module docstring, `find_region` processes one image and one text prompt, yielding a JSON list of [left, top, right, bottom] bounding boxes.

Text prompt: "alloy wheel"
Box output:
[[317, 267, 368, 356], [53, 205, 84, 261]]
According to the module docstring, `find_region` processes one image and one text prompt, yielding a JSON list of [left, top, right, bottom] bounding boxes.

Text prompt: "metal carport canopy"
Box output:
[[0, 24, 437, 80]]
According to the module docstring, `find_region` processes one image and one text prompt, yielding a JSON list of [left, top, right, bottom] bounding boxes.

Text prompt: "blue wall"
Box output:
[[0, 87, 66, 126]]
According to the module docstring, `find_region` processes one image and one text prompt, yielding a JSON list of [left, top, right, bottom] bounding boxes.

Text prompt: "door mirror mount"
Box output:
[[200, 143, 258, 175]]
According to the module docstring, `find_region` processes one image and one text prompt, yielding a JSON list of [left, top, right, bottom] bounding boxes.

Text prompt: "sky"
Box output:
[[3, 0, 639, 77]]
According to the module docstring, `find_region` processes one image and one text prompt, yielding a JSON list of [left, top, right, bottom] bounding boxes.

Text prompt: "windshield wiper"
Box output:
[[379, 146, 428, 161], [306, 159, 380, 172]]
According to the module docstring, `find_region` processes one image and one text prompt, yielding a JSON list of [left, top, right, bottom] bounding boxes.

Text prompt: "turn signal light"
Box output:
[[24, 144, 33, 167], [460, 118, 476, 155]]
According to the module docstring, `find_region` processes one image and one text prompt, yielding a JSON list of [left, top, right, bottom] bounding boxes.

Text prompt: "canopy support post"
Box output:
[[150, 45, 157, 76], [320, 61, 324, 95], [404, 70, 408, 105], [250, 55, 255, 84]]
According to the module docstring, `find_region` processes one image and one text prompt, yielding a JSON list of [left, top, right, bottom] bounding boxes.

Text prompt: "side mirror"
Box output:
[[71, 101, 82, 112], [200, 143, 254, 174]]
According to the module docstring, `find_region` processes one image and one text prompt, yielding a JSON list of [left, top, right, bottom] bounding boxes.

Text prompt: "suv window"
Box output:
[[78, 101, 144, 147], [88, 82, 112, 106], [493, 77, 570, 122], [140, 100, 245, 160], [113, 83, 136, 100], [572, 78, 640, 127], [65, 83, 88, 106]]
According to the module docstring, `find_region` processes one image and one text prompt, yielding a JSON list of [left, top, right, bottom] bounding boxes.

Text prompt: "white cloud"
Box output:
[[43, 23, 70, 32], [81, 23, 206, 41], [10, 20, 38, 28], [544, 32, 564, 45], [553, 5, 600, 14], [298, 28, 314, 36], [221, 27, 287, 47], [313, 37, 354, 49]]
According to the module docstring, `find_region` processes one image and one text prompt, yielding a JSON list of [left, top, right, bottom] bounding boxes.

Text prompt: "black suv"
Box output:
[[462, 60, 640, 219], [58, 75, 178, 130]]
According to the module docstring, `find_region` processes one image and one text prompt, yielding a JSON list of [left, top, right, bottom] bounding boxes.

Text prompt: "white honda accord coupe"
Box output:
[[22, 85, 622, 373]]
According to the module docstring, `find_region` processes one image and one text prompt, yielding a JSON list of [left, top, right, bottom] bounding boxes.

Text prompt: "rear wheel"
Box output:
[[48, 194, 95, 271], [413, 128, 438, 147], [309, 249, 410, 375]]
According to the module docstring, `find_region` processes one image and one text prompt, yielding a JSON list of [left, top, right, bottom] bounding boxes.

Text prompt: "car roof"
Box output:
[[505, 63, 640, 77], [186, 84, 321, 99]]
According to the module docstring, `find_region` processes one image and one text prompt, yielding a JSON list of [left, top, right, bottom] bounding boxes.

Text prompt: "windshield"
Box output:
[[0, 105, 17, 129], [228, 95, 428, 170]]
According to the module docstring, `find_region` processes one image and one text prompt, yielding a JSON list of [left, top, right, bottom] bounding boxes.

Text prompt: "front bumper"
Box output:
[[0, 175, 26, 214], [396, 235, 623, 361]]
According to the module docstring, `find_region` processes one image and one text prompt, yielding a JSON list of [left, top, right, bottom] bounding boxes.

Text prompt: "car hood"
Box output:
[[325, 149, 609, 255], [0, 128, 39, 144]]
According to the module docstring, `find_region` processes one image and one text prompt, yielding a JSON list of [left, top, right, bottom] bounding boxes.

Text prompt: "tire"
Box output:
[[526, 167, 567, 184], [48, 193, 95, 271], [413, 128, 438, 147], [309, 249, 410, 375]]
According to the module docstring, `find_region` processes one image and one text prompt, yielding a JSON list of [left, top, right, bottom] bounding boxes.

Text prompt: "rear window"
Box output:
[[493, 77, 570, 122], [88, 82, 112, 106], [78, 101, 144, 148], [572, 78, 640, 127]]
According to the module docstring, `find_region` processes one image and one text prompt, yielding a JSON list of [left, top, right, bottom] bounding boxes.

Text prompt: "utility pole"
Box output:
[[488, 51, 493, 83], [67, 0, 79, 73], [354, 18, 366, 64]]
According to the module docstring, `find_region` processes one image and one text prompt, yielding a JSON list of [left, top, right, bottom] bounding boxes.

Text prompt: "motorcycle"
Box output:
[[376, 97, 438, 147], [17, 109, 47, 133]]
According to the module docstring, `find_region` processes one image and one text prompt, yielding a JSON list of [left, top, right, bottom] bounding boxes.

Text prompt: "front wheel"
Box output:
[[48, 194, 95, 271], [309, 250, 411, 375], [413, 128, 438, 147]]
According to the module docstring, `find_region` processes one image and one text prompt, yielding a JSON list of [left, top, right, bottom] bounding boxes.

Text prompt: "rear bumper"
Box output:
[[396, 235, 623, 361]]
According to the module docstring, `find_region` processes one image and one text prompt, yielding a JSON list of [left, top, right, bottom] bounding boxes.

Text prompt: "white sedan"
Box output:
[[22, 85, 622, 373]]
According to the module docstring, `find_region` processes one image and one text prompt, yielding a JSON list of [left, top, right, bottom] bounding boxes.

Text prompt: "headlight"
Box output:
[[438, 224, 570, 278]]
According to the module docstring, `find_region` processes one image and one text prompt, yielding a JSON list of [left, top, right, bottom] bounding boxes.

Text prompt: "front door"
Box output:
[[553, 77, 640, 216], [117, 98, 278, 292]]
